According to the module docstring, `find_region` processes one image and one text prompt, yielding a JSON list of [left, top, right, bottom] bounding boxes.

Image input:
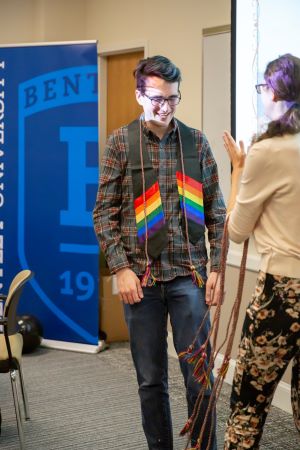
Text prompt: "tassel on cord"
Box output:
[[178, 344, 194, 360], [218, 357, 230, 379], [178, 344, 206, 362], [179, 344, 207, 368], [180, 417, 193, 436], [184, 345, 207, 368], [190, 265, 204, 288], [194, 371, 211, 388], [141, 262, 157, 287], [179, 344, 210, 386], [192, 349, 207, 368], [193, 364, 207, 383]]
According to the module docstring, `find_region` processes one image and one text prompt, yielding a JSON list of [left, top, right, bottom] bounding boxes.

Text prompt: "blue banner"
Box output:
[[0, 42, 99, 347]]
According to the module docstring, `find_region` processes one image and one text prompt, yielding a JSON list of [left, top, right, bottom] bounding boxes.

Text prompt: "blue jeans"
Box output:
[[123, 276, 217, 450]]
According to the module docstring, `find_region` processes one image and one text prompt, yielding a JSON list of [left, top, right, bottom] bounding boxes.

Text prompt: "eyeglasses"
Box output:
[[255, 83, 268, 94], [143, 92, 181, 107]]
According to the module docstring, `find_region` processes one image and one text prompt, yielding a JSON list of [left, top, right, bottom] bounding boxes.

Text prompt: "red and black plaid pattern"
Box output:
[[93, 118, 226, 280]]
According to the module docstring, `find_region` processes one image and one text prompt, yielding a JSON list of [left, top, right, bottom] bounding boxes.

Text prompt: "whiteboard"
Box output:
[[202, 29, 260, 271], [202, 30, 231, 203]]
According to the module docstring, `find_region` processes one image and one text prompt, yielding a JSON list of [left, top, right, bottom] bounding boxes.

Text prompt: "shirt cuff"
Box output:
[[105, 252, 130, 274]]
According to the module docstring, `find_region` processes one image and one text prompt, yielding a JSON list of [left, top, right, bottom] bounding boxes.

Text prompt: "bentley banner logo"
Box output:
[[0, 42, 99, 349]]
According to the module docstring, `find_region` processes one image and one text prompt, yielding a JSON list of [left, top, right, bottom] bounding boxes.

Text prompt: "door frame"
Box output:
[[98, 41, 148, 153]]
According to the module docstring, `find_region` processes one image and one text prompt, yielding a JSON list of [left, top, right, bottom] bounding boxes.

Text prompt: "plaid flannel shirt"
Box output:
[[93, 118, 226, 280]]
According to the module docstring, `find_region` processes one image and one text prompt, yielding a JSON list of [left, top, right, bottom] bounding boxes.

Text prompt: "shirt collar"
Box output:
[[139, 114, 178, 140]]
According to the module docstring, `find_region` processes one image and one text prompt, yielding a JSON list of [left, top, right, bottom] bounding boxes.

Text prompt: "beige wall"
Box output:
[[0, 0, 37, 44], [34, 0, 87, 42], [0, 0, 231, 135], [86, 0, 231, 129], [0, 0, 87, 44]]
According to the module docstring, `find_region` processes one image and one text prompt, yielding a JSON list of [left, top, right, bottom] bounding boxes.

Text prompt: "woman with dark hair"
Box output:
[[223, 53, 300, 449]]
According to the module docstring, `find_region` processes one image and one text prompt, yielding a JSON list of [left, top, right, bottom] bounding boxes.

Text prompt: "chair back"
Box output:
[[4, 270, 34, 336]]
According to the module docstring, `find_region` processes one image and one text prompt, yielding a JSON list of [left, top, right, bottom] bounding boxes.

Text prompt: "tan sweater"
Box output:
[[228, 133, 300, 278]]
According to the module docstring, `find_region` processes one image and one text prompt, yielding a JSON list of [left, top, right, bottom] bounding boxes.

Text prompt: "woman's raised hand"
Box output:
[[223, 130, 246, 171]]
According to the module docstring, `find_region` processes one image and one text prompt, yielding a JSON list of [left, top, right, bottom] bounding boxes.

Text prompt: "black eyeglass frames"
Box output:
[[143, 92, 181, 107], [255, 83, 268, 94]]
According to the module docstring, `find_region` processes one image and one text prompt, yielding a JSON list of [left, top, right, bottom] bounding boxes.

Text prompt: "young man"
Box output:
[[93, 55, 226, 450]]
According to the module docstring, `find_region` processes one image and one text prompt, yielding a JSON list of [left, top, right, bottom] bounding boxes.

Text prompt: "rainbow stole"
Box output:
[[134, 181, 165, 243], [128, 119, 204, 259], [176, 171, 204, 228]]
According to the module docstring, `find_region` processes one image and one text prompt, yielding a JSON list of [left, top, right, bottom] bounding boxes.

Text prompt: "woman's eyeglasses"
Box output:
[[255, 83, 268, 94]]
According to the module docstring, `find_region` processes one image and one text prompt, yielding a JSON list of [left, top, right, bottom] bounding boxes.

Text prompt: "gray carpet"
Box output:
[[0, 342, 299, 449]]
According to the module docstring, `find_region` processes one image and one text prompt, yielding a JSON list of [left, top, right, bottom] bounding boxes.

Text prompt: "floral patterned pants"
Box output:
[[224, 272, 300, 449]]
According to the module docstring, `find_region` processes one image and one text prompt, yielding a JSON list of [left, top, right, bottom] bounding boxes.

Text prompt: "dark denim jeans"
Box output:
[[123, 276, 217, 450]]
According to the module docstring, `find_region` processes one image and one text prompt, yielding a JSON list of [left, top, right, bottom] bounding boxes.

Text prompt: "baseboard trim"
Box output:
[[167, 332, 292, 414], [227, 248, 260, 272], [41, 338, 107, 354]]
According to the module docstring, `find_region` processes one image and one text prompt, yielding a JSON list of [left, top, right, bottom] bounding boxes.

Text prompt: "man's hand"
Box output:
[[115, 268, 144, 305], [205, 271, 222, 306]]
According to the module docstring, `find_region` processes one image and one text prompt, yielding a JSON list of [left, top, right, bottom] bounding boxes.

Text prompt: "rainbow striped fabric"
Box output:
[[176, 171, 204, 226], [134, 181, 165, 243]]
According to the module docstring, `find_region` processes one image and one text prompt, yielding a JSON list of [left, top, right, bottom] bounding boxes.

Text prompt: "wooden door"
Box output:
[[106, 51, 144, 136], [100, 51, 144, 338]]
